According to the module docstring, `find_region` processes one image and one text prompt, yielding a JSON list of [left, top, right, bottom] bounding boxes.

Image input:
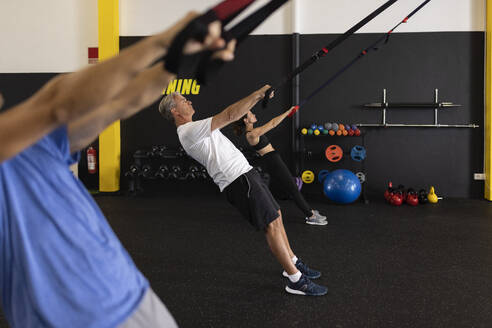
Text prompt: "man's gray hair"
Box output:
[[158, 92, 180, 123]]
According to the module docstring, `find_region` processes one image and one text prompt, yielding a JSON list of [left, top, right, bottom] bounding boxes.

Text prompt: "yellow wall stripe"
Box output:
[[98, 0, 120, 192], [486, 0, 492, 200]]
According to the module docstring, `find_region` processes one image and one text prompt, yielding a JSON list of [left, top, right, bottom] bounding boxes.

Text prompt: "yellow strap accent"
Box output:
[[98, 0, 120, 192]]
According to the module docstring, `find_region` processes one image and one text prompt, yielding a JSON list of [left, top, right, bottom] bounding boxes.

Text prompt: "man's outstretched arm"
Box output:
[[211, 84, 270, 131]]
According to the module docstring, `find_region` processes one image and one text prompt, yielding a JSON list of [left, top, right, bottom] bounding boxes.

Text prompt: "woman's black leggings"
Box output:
[[261, 151, 312, 217]]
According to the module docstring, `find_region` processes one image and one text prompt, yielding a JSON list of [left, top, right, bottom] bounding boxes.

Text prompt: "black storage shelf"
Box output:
[[299, 128, 369, 204]]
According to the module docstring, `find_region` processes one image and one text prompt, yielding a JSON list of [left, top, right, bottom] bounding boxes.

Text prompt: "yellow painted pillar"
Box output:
[[98, 0, 120, 192], [486, 0, 492, 200]]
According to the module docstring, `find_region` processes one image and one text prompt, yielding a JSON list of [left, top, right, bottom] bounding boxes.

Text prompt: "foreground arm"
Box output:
[[246, 107, 294, 143], [0, 87, 61, 162], [68, 63, 175, 153], [211, 85, 270, 131], [49, 11, 207, 123], [0, 12, 227, 163]]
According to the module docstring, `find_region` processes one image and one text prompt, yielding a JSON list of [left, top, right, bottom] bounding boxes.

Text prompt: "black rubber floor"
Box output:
[[1, 195, 492, 328]]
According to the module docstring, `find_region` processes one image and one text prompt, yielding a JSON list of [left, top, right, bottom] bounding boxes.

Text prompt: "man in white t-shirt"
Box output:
[[158, 86, 327, 296]]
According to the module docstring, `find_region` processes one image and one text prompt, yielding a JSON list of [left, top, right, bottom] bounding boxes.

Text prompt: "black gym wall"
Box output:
[[0, 32, 483, 199], [298, 32, 484, 199], [0, 74, 56, 110], [0, 73, 100, 189], [119, 31, 484, 199]]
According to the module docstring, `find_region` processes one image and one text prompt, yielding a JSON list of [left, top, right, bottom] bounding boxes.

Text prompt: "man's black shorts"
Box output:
[[224, 168, 280, 231]]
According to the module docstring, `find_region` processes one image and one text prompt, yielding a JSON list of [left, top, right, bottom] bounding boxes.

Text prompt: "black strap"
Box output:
[[164, 10, 219, 75], [196, 0, 290, 85], [227, 0, 289, 44], [164, 0, 257, 75], [292, 0, 433, 114], [263, 0, 399, 108]]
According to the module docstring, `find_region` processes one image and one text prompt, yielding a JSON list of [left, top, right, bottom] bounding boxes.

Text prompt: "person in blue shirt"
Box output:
[[0, 11, 236, 328]]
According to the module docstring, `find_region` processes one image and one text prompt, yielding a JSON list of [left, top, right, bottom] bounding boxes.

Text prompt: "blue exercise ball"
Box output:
[[322, 169, 361, 204]]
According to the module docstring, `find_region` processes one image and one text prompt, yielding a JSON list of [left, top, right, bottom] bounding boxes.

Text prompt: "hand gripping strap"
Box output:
[[288, 105, 300, 117], [164, 10, 218, 74], [197, 0, 290, 84]]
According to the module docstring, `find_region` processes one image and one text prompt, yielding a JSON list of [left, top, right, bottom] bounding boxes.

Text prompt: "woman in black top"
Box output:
[[233, 108, 327, 225]]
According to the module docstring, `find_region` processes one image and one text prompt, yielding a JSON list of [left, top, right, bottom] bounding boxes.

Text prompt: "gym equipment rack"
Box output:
[[358, 89, 480, 128]]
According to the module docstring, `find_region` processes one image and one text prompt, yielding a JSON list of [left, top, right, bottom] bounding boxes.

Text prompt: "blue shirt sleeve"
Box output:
[[45, 126, 80, 165]]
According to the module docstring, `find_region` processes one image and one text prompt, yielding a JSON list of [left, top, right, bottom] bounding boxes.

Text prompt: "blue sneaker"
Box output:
[[282, 259, 321, 279], [285, 275, 328, 296]]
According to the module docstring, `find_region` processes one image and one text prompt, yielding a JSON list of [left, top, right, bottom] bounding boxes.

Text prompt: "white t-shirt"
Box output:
[[177, 117, 253, 191]]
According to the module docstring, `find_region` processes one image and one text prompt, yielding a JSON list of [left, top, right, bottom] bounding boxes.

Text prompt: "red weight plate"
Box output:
[[325, 145, 343, 162]]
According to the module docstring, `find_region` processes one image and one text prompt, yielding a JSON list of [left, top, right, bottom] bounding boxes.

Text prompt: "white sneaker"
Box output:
[[305, 210, 327, 225]]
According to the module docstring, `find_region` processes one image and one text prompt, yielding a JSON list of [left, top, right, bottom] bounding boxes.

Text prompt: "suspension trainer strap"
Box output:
[[263, 0, 399, 107], [226, 0, 290, 44], [164, 0, 257, 75], [196, 0, 291, 85], [290, 0, 433, 116], [214, 0, 257, 24]]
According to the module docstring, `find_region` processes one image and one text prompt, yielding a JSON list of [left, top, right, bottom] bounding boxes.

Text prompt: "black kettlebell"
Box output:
[[418, 189, 428, 204]]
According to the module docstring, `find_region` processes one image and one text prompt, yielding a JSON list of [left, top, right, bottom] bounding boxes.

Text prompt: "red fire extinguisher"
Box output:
[[87, 146, 97, 174]]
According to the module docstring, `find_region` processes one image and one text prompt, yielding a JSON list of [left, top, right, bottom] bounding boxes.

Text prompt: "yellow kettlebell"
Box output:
[[427, 186, 438, 203], [301, 170, 315, 184]]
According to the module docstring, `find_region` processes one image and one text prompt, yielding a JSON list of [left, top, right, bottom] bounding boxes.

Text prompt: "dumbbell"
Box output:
[[140, 164, 154, 178], [200, 166, 208, 179], [133, 150, 148, 159], [154, 146, 168, 158], [177, 147, 187, 158], [155, 165, 169, 179], [169, 165, 182, 179], [127, 164, 140, 177], [146, 146, 160, 157], [187, 166, 200, 180]]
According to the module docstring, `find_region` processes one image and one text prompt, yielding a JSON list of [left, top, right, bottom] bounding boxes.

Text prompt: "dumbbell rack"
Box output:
[[124, 145, 263, 196], [299, 129, 369, 204], [124, 146, 212, 196]]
